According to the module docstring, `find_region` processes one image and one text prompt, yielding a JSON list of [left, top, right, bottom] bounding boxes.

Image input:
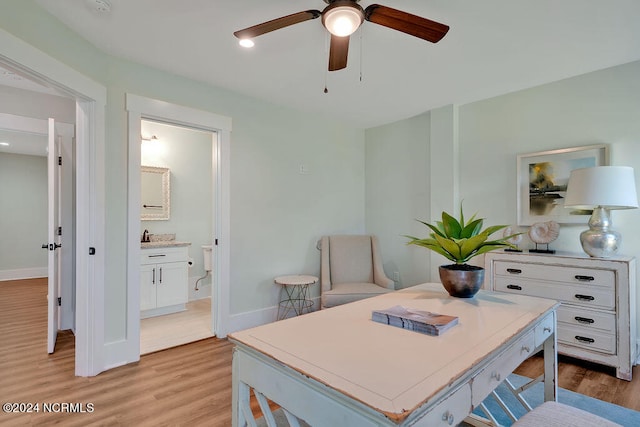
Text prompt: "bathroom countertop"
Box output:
[[141, 241, 191, 249]]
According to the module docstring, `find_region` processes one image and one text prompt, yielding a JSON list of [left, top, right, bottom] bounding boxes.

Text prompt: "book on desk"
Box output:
[[372, 305, 459, 336]]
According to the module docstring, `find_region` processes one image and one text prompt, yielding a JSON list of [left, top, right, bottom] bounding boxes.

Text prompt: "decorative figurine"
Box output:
[[528, 221, 560, 253], [503, 226, 523, 252]]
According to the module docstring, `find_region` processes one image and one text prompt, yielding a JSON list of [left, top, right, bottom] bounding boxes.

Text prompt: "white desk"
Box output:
[[230, 283, 559, 426]]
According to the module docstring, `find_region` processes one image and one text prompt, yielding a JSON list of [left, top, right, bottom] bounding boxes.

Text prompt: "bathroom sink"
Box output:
[[141, 241, 191, 249]]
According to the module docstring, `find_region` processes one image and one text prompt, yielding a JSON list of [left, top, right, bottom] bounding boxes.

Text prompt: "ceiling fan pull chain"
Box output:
[[324, 32, 329, 93], [359, 26, 364, 82]]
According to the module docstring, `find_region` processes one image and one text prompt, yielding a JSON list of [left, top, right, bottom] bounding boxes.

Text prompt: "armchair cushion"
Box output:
[[321, 282, 392, 308], [320, 235, 394, 309]]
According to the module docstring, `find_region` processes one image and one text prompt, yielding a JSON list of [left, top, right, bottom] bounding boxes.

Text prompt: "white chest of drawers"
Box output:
[[485, 251, 637, 380]]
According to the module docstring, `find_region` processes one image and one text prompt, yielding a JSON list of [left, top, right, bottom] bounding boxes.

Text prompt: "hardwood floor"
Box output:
[[0, 278, 235, 426], [516, 353, 640, 411], [1, 278, 639, 427]]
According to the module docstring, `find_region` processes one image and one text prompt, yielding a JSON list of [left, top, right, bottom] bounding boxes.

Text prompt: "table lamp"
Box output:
[[564, 166, 638, 257]]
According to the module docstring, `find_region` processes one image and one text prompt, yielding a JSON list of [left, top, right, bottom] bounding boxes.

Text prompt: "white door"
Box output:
[[47, 118, 61, 354]]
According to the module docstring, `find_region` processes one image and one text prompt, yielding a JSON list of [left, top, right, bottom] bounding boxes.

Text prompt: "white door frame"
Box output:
[[0, 28, 107, 376], [125, 93, 231, 362]]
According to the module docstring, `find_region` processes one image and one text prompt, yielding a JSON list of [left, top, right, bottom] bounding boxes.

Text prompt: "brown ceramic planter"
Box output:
[[438, 264, 484, 298]]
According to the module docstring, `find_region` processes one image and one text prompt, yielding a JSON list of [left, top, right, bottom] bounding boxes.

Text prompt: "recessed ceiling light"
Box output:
[[239, 39, 255, 48], [0, 142, 10, 146]]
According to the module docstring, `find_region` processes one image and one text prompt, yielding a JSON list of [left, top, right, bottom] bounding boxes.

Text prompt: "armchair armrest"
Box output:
[[320, 236, 332, 293], [371, 236, 394, 290]]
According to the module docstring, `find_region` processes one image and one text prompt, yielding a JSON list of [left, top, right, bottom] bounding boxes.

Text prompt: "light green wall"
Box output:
[[365, 60, 640, 338], [103, 62, 365, 340], [365, 113, 430, 288], [366, 60, 640, 286], [458, 60, 640, 256], [0, 152, 47, 270], [1, 1, 366, 342]]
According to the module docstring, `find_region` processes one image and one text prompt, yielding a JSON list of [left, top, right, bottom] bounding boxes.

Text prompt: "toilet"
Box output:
[[202, 245, 213, 272]]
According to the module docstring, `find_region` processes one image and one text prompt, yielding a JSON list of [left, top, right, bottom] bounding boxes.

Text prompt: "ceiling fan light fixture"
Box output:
[[239, 39, 255, 48], [322, 4, 364, 37]]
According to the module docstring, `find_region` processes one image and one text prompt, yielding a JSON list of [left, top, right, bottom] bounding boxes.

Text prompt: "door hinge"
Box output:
[[57, 226, 62, 236], [57, 297, 61, 306], [215, 238, 218, 246], [58, 156, 62, 166], [89, 247, 96, 255]]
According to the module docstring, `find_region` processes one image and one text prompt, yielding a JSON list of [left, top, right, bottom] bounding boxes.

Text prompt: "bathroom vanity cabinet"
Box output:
[[485, 251, 636, 380], [140, 245, 189, 318]]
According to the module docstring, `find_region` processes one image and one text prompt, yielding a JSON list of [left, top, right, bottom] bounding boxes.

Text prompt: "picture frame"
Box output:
[[517, 144, 609, 225], [141, 165, 171, 220]]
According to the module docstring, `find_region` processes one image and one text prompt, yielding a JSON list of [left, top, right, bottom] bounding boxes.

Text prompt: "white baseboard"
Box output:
[[226, 296, 320, 334], [0, 267, 47, 281], [103, 338, 139, 373]]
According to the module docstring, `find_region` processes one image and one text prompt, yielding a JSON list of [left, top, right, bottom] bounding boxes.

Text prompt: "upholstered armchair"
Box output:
[[320, 235, 395, 309]]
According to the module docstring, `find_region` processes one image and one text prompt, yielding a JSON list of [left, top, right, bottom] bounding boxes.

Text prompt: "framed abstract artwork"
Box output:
[[517, 144, 609, 225]]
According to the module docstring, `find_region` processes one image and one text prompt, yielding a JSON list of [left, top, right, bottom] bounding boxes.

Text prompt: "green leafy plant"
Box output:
[[406, 205, 520, 264]]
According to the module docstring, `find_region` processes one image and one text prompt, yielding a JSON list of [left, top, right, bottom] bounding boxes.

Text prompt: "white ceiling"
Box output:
[[0, 129, 47, 157], [31, 0, 640, 128]]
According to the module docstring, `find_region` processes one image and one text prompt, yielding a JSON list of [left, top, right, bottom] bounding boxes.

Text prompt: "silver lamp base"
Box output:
[[580, 206, 620, 258]]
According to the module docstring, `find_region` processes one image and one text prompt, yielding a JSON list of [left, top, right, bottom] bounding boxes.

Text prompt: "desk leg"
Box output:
[[542, 328, 558, 402], [232, 348, 256, 427]]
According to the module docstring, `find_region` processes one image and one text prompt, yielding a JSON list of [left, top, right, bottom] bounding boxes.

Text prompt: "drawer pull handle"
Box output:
[[575, 336, 595, 344], [507, 284, 522, 290], [575, 275, 595, 282], [442, 411, 455, 425], [543, 326, 552, 333], [575, 316, 595, 324], [149, 254, 166, 258], [575, 294, 595, 301], [491, 371, 501, 381], [506, 268, 522, 274]]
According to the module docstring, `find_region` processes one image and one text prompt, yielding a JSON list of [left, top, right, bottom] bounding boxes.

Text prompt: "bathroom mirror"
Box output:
[[141, 166, 170, 220]]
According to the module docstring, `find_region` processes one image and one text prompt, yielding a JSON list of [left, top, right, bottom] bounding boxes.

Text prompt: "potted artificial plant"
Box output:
[[406, 206, 519, 298]]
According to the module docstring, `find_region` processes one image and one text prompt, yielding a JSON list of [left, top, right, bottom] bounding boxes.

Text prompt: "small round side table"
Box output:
[[275, 275, 318, 321]]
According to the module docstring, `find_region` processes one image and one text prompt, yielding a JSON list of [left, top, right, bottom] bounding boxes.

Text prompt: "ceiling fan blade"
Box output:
[[364, 4, 449, 43], [328, 35, 350, 71], [234, 10, 322, 40]]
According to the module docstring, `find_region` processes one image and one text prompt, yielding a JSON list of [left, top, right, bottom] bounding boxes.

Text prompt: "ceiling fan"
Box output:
[[234, 0, 449, 71]]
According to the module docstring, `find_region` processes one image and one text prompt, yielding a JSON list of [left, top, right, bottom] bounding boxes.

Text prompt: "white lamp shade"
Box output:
[[322, 6, 364, 37], [564, 166, 639, 210]]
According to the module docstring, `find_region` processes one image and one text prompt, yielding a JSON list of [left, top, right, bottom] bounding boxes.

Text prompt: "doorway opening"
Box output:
[[126, 93, 231, 361], [0, 109, 74, 350], [139, 119, 216, 354]]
